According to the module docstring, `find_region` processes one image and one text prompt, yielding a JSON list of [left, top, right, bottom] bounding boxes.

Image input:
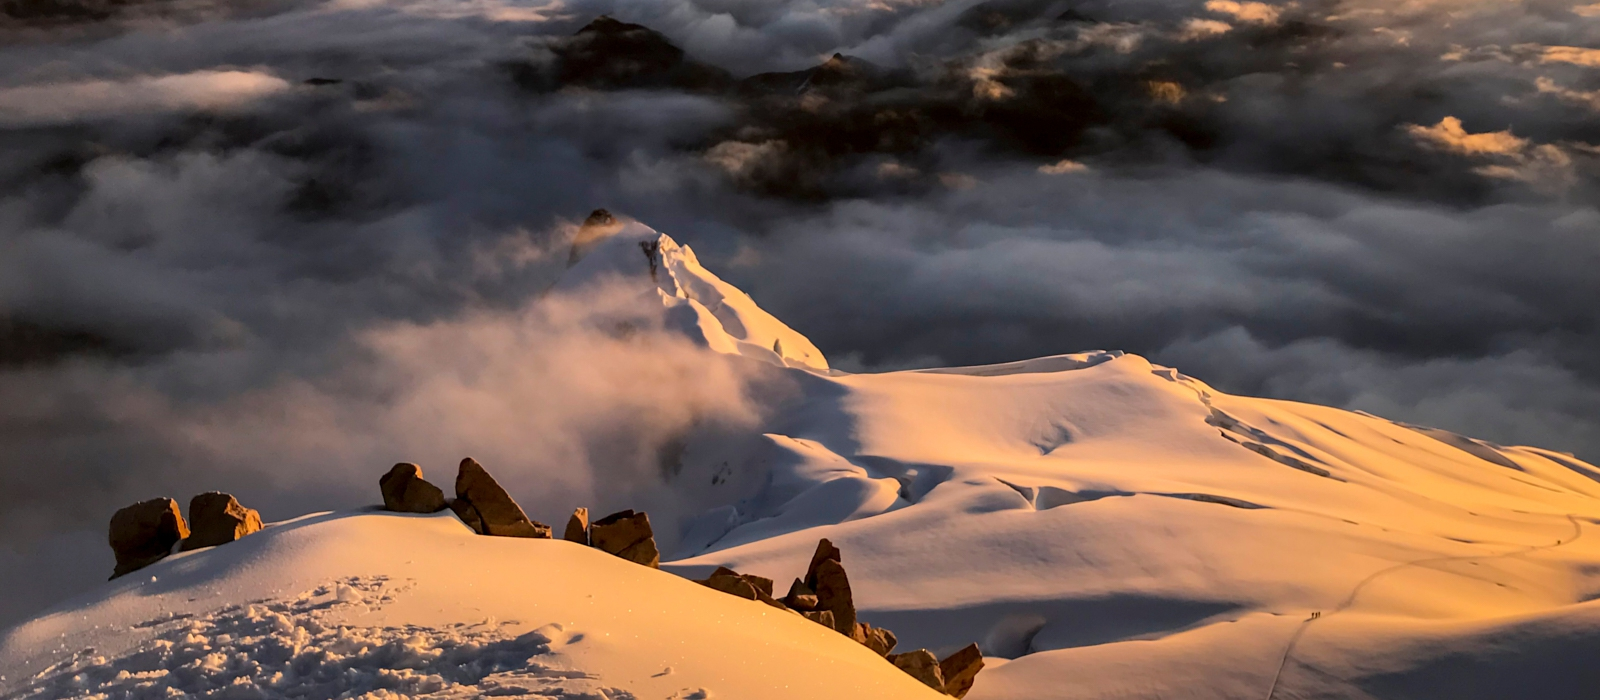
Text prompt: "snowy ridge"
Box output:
[[4, 221, 1600, 698], [0, 513, 945, 699], [557, 220, 828, 371], [664, 349, 1600, 698]]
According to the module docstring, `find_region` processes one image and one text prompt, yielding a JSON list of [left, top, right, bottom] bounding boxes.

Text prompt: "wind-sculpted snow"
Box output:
[[0, 511, 945, 699], [6, 228, 1600, 698], [4, 576, 635, 700], [661, 336, 1600, 697]]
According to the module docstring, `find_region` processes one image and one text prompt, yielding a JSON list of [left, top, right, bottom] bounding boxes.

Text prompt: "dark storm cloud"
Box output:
[[488, 0, 1600, 206], [1, 0, 1599, 627]]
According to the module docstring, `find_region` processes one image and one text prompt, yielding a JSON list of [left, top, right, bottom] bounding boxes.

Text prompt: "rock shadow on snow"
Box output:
[[864, 594, 1244, 660]]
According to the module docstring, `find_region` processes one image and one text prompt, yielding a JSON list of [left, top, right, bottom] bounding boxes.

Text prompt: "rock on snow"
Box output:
[[8, 217, 1600, 699]]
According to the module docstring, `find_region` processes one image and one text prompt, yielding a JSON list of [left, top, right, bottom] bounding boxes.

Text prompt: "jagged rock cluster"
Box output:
[[107, 460, 980, 694], [108, 492, 262, 579], [697, 539, 984, 698], [378, 459, 984, 693], [378, 458, 661, 568]]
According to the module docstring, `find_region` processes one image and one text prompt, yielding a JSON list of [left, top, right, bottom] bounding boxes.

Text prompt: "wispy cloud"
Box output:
[[1038, 159, 1089, 175], [1406, 116, 1527, 155], [1405, 117, 1573, 191], [1204, 0, 1282, 24], [1539, 45, 1600, 67], [0, 71, 289, 127]]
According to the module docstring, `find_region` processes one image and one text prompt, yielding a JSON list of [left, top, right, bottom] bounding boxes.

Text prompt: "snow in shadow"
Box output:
[[864, 594, 1243, 660]]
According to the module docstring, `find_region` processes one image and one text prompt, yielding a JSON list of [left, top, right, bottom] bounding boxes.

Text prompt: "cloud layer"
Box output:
[[1, 0, 1598, 624]]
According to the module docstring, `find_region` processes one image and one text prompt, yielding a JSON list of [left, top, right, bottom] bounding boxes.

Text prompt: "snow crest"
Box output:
[[7, 218, 1600, 699], [556, 220, 828, 371]]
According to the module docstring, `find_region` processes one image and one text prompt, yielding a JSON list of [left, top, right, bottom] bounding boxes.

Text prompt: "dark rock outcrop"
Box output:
[[700, 566, 786, 609], [180, 492, 262, 551], [689, 537, 977, 692], [800, 609, 836, 630], [513, 16, 734, 94], [563, 507, 590, 544], [569, 209, 624, 266], [738, 53, 909, 97], [889, 650, 945, 690], [939, 643, 985, 698], [805, 537, 843, 577], [855, 622, 898, 657], [379, 463, 447, 514], [783, 578, 819, 610], [803, 539, 855, 634], [454, 458, 551, 538], [702, 567, 758, 599], [449, 498, 484, 534], [590, 509, 660, 567], [740, 571, 774, 597], [109, 498, 189, 579]]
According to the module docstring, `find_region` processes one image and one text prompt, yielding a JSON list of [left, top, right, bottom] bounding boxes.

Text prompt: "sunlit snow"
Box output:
[[4, 221, 1598, 699]]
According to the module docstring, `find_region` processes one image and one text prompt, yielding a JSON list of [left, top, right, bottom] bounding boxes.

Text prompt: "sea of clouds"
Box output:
[[1, 0, 1597, 624]]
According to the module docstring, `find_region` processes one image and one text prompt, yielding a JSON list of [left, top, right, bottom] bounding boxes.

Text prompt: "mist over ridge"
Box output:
[[1, 0, 1598, 627]]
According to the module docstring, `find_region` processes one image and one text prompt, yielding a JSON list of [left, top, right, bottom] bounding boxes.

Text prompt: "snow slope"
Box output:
[[0, 511, 943, 699], [555, 219, 828, 371], [6, 221, 1600, 699], [667, 352, 1600, 699]]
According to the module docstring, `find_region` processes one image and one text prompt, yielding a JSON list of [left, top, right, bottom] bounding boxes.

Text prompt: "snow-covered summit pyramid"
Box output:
[[558, 215, 828, 371], [4, 217, 1600, 699]]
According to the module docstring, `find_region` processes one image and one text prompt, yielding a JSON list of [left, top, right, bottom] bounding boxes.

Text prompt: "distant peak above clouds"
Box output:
[[558, 213, 830, 371]]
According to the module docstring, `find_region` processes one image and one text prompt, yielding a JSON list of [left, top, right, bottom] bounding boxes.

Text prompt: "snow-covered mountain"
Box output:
[[4, 218, 1599, 699]]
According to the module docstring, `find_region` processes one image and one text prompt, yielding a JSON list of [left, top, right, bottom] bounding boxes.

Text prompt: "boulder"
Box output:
[[800, 609, 835, 630], [701, 567, 789, 609], [454, 458, 551, 538], [854, 623, 897, 657], [783, 579, 818, 610], [563, 507, 590, 544], [939, 643, 985, 698], [449, 498, 484, 534], [702, 568, 757, 600], [108, 498, 189, 579], [379, 463, 447, 513], [802, 538, 856, 633], [180, 492, 262, 551], [741, 572, 775, 597], [810, 558, 855, 634], [889, 650, 945, 691], [590, 509, 660, 568], [803, 538, 843, 588], [751, 585, 788, 610]]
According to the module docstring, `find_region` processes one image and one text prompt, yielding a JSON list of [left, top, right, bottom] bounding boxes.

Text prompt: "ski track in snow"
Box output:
[[2, 576, 636, 700], [1262, 514, 1586, 700]]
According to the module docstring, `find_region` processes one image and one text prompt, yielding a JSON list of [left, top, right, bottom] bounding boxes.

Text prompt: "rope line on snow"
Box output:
[[1262, 513, 1583, 700]]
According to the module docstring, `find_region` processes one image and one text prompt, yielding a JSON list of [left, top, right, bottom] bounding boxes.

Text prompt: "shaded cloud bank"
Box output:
[[0, 70, 290, 127], [1, 0, 1598, 624], [729, 169, 1599, 457]]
